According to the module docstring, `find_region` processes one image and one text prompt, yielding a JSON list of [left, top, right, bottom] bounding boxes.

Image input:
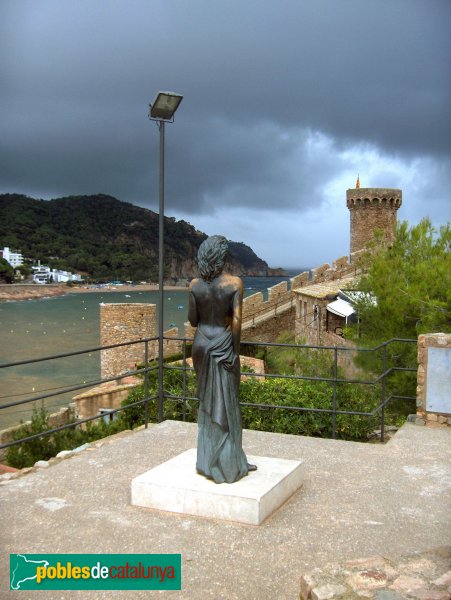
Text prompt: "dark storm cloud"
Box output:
[[0, 0, 450, 264]]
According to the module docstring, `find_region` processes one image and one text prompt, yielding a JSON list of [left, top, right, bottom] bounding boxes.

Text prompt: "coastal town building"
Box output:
[[294, 278, 355, 346], [31, 264, 82, 284], [1, 246, 82, 284], [50, 269, 83, 284], [0, 247, 24, 268], [31, 265, 51, 284]]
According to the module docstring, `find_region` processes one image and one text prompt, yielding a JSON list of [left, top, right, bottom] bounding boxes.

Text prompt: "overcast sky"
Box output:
[[1, 0, 450, 269]]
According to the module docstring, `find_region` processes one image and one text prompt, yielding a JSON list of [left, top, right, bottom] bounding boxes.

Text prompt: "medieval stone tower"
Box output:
[[346, 185, 402, 254]]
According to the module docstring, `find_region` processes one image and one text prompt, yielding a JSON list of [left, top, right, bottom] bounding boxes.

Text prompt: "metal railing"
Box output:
[[0, 337, 158, 450], [0, 336, 417, 451], [164, 336, 417, 441]]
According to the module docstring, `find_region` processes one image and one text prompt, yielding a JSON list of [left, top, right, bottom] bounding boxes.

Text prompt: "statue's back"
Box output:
[[190, 273, 241, 334]]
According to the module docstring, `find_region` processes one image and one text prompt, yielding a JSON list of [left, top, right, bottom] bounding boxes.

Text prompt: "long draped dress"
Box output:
[[192, 326, 249, 484]]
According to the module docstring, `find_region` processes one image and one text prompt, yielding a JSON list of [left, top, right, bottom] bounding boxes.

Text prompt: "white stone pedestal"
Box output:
[[131, 448, 303, 525]]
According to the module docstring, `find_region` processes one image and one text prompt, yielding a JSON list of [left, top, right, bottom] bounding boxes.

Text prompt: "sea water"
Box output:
[[0, 275, 299, 429]]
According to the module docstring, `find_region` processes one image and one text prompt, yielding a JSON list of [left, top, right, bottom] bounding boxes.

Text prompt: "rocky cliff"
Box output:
[[0, 193, 272, 281]]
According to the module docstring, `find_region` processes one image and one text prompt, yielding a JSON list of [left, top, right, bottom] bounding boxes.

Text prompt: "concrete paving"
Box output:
[[1, 421, 450, 599]]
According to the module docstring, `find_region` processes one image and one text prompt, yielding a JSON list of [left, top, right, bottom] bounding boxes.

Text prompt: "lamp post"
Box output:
[[149, 91, 183, 422]]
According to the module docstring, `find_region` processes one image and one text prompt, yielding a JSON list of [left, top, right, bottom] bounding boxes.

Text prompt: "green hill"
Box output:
[[0, 193, 271, 281]]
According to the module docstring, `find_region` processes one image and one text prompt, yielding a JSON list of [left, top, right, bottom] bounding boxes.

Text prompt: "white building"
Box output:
[[32, 265, 51, 284], [51, 269, 82, 283], [1, 247, 24, 267], [31, 264, 83, 284]]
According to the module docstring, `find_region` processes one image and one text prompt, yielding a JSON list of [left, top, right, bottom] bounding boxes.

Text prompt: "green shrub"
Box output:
[[121, 364, 380, 441], [7, 405, 60, 468], [6, 404, 123, 469], [7, 342, 398, 469], [118, 367, 198, 430], [240, 376, 379, 440], [265, 332, 335, 378]]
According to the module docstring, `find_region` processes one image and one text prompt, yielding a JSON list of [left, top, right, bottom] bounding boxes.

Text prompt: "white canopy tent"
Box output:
[[326, 298, 355, 323]]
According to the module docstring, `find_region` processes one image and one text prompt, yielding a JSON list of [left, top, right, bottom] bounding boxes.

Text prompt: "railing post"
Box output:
[[381, 343, 387, 442], [144, 339, 149, 428], [158, 338, 164, 422], [332, 347, 338, 439], [182, 338, 187, 422]]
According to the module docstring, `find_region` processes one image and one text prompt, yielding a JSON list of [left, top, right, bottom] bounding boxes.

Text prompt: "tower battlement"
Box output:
[[346, 187, 402, 254]]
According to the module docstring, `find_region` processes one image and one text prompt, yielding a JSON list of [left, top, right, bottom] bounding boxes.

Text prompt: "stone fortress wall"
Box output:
[[98, 251, 363, 378], [238, 253, 362, 343], [236, 187, 402, 343], [100, 303, 179, 379], [100, 187, 404, 370]]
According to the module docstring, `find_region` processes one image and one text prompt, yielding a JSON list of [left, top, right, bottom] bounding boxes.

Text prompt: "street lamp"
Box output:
[[150, 91, 183, 121], [149, 91, 183, 422]]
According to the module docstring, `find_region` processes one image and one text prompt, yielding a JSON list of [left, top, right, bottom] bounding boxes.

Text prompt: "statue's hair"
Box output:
[[197, 235, 228, 281]]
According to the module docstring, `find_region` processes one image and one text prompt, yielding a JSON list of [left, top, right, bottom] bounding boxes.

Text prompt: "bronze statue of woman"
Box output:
[[188, 235, 257, 484]]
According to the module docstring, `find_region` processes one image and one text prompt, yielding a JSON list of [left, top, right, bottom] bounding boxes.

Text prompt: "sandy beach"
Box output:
[[0, 283, 188, 302]]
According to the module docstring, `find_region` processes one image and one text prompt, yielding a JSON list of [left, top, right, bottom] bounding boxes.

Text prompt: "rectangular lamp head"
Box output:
[[149, 91, 183, 121]]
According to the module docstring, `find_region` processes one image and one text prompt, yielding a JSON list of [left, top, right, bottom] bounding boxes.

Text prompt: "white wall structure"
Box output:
[[1, 247, 24, 267], [31, 264, 82, 284], [31, 265, 51, 284], [50, 269, 82, 283]]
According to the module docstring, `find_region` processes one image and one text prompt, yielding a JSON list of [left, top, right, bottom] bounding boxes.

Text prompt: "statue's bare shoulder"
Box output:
[[189, 277, 201, 292], [219, 273, 243, 292]]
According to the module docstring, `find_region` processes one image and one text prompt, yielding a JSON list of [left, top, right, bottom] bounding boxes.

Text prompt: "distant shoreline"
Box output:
[[0, 283, 188, 302], [0, 272, 299, 303]]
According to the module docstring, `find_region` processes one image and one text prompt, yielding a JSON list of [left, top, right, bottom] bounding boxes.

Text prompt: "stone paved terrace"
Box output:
[[1, 421, 450, 599]]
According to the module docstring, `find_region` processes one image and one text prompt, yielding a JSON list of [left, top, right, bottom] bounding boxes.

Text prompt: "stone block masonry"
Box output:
[[100, 303, 156, 379], [347, 187, 402, 254], [100, 303, 180, 379], [416, 333, 451, 427], [242, 303, 295, 343], [300, 547, 451, 599], [191, 254, 363, 346], [73, 376, 141, 421]]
